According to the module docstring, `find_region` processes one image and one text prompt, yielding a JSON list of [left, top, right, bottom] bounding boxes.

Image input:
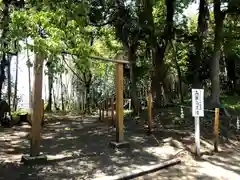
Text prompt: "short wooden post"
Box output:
[[30, 53, 44, 157], [116, 62, 124, 142], [147, 90, 152, 134], [214, 108, 220, 152]]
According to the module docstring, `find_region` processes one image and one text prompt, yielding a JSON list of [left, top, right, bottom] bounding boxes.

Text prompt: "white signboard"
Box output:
[[192, 89, 204, 117]]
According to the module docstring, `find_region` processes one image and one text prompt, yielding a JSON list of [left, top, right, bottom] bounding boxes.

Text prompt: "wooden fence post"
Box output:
[[214, 108, 220, 152], [147, 90, 152, 135]]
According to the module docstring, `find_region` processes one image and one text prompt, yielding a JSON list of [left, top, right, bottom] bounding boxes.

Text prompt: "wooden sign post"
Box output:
[[192, 89, 204, 156]]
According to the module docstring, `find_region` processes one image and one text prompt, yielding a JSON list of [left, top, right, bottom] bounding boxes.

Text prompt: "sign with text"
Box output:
[[192, 89, 204, 117]]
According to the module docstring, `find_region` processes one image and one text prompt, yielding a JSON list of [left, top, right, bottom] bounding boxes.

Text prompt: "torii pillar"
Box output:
[[21, 52, 47, 164], [109, 54, 129, 149]]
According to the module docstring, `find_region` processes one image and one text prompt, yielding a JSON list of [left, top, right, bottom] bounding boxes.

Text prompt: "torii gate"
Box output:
[[21, 52, 129, 164]]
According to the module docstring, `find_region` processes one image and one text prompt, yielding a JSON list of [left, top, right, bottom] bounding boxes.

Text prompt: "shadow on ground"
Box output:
[[0, 111, 239, 180], [0, 114, 178, 180]]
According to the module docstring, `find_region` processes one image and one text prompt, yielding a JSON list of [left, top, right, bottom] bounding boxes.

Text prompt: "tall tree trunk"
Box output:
[[85, 84, 91, 114], [171, 40, 184, 103], [30, 52, 44, 157], [7, 54, 11, 113], [210, 0, 225, 106], [45, 61, 53, 112], [141, 0, 175, 107], [60, 73, 65, 111], [128, 43, 142, 115], [26, 39, 32, 109], [0, 0, 10, 99], [192, 0, 209, 89], [52, 86, 58, 110], [13, 48, 19, 111]]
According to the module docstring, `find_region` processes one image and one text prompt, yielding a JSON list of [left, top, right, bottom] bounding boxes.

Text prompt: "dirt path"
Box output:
[[134, 147, 240, 180], [0, 114, 239, 180]]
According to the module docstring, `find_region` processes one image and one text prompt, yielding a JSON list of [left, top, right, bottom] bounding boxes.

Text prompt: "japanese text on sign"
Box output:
[[192, 89, 204, 117]]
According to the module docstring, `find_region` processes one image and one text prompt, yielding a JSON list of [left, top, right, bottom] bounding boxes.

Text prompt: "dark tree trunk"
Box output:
[[26, 39, 32, 108], [192, 0, 209, 89], [152, 0, 176, 107], [210, 0, 226, 106], [82, 70, 92, 114], [85, 83, 91, 114], [128, 43, 142, 115], [13, 49, 19, 111], [0, 0, 10, 99], [60, 73, 65, 111], [7, 54, 11, 113], [45, 61, 53, 112], [171, 40, 184, 103]]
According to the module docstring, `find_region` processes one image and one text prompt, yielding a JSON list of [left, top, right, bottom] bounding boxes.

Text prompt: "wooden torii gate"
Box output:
[[91, 54, 130, 148], [22, 53, 129, 164]]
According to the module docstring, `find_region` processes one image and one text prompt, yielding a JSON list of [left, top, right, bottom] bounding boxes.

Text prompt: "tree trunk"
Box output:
[[128, 44, 142, 115], [7, 54, 11, 113], [13, 50, 19, 111], [26, 40, 32, 109], [144, 0, 175, 107], [210, 0, 225, 106], [152, 45, 168, 107], [30, 52, 44, 157], [171, 40, 184, 103], [52, 86, 58, 110], [0, 0, 10, 99], [45, 62, 53, 112], [60, 73, 65, 111], [192, 0, 209, 89], [85, 84, 91, 114]]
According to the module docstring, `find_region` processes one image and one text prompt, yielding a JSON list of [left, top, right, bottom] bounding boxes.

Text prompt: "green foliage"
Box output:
[[2, 0, 240, 112], [221, 95, 240, 110]]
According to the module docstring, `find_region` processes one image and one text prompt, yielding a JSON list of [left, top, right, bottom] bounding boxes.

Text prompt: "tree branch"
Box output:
[[61, 55, 84, 83]]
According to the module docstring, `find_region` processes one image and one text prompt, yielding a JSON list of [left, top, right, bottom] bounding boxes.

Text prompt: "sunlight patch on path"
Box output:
[[197, 161, 240, 180]]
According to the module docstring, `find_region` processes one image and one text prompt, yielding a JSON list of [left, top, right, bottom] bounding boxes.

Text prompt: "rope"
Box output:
[[169, 103, 216, 113], [168, 103, 236, 118]]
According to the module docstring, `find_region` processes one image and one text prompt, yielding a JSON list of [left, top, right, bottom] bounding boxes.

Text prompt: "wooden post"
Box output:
[[147, 90, 152, 134], [116, 62, 124, 142], [214, 108, 220, 152], [30, 53, 44, 157]]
